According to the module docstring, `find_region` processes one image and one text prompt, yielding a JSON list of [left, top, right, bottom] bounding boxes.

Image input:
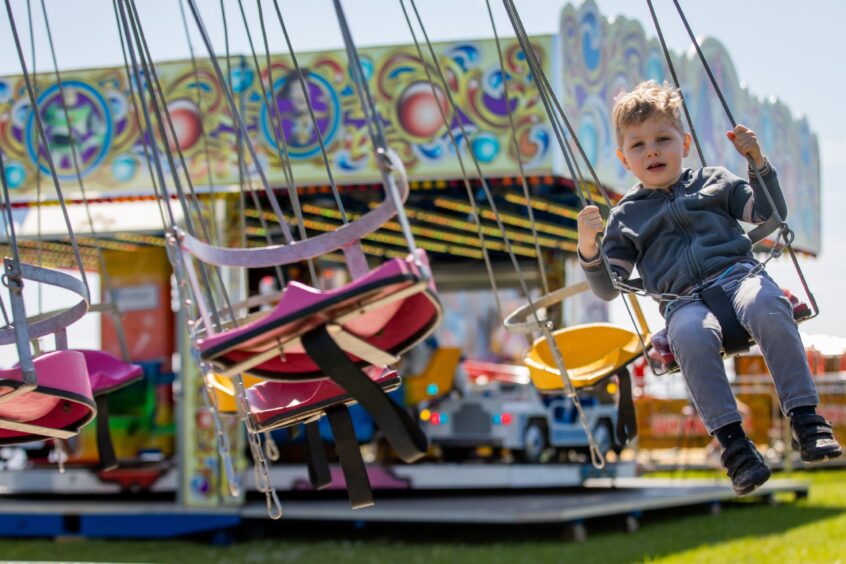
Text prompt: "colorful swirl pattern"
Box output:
[[0, 4, 818, 253]]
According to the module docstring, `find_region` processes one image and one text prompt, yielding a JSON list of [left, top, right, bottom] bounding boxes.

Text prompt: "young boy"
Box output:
[[578, 81, 841, 495]]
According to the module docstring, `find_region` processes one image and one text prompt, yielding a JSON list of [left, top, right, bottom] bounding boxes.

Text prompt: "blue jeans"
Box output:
[[666, 263, 819, 434]]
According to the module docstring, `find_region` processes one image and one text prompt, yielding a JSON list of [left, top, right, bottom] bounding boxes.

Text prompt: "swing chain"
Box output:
[[572, 391, 607, 469], [234, 375, 282, 520], [611, 273, 703, 303], [1, 267, 22, 294], [198, 360, 241, 498], [537, 317, 606, 469], [264, 431, 281, 462]]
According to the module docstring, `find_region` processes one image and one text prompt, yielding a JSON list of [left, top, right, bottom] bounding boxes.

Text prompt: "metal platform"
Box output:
[[242, 478, 809, 526], [0, 462, 636, 495], [646, 453, 846, 473], [259, 462, 638, 492], [0, 467, 179, 495], [0, 476, 808, 538], [0, 501, 239, 538]]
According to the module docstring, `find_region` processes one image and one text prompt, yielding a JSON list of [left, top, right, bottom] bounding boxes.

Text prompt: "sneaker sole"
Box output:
[[734, 478, 769, 496], [801, 447, 843, 464], [792, 438, 843, 463], [733, 470, 772, 496]]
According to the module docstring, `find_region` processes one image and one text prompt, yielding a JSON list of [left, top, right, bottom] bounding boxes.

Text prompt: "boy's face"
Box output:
[[616, 115, 691, 190]]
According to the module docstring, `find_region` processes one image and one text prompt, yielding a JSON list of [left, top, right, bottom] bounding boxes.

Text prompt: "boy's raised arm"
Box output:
[[577, 206, 631, 301], [727, 125, 788, 223]]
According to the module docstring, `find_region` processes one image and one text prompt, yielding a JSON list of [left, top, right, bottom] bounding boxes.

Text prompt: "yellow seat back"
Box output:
[[207, 373, 264, 414], [403, 347, 462, 405]]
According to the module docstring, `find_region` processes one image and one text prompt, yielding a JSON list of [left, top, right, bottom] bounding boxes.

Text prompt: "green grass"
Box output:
[[1, 470, 845, 563]]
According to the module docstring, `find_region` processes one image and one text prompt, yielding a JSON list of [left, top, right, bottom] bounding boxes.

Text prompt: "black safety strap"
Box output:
[[700, 285, 751, 356], [326, 404, 373, 509], [615, 368, 637, 446], [94, 395, 118, 472], [304, 421, 332, 491], [301, 324, 428, 463]]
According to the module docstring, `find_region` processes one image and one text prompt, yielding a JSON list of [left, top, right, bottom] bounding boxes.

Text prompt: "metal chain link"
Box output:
[[264, 431, 281, 462], [197, 361, 241, 498], [234, 374, 282, 520]]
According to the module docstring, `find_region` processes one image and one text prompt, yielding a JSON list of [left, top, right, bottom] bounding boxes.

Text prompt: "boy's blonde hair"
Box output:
[[612, 80, 684, 147]]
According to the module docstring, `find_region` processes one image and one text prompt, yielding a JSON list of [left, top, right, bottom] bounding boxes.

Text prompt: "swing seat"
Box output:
[[504, 285, 648, 448], [247, 365, 406, 509], [525, 323, 649, 392], [174, 146, 436, 510], [77, 350, 144, 396], [197, 251, 441, 380], [651, 287, 813, 373], [403, 347, 463, 405], [247, 366, 400, 432], [75, 350, 144, 471], [207, 373, 265, 414], [0, 350, 96, 444]]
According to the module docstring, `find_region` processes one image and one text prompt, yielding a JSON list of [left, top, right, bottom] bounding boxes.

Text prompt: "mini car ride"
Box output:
[[420, 360, 620, 463]]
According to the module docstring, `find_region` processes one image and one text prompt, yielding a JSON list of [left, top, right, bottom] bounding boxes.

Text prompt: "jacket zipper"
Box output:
[[668, 184, 703, 285]]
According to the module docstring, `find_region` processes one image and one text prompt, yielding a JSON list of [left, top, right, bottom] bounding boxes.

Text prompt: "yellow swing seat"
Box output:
[[403, 347, 462, 406], [504, 283, 651, 393], [525, 322, 647, 391], [207, 373, 264, 414]]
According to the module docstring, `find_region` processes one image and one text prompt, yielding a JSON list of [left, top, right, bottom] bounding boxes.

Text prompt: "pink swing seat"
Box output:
[[247, 367, 400, 432], [75, 349, 144, 471], [77, 349, 144, 396], [0, 350, 96, 444], [197, 250, 440, 380]]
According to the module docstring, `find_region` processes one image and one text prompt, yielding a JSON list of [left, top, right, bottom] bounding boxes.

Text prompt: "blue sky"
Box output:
[[1, 0, 844, 338]]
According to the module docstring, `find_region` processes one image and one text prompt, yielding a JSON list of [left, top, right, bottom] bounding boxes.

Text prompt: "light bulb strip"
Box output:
[[402, 207, 577, 251], [246, 218, 487, 259], [504, 193, 580, 220], [434, 197, 578, 239], [112, 233, 169, 247], [297, 204, 542, 255]]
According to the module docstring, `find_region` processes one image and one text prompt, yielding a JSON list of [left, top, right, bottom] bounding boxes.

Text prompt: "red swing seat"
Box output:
[[20, 303, 146, 468], [77, 349, 144, 471], [175, 148, 439, 509], [0, 350, 96, 444]]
